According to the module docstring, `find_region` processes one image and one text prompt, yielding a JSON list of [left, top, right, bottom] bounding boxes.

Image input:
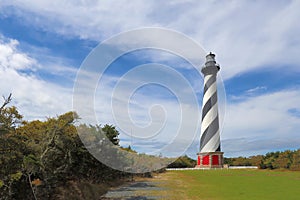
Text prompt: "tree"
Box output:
[[167, 155, 196, 168], [290, 150, 300, 171], [248, 155, 264, 166], [0, 94, 31, 199], [121, 145, 137, 153], [101, 124, 120, 145], [6, 111, 81, 199], [0, 93, 23, 134], [273, 150, 292, 169]]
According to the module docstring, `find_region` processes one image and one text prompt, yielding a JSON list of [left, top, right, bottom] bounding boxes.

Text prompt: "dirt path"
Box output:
[[100, 180, 166, 200], [100, 172, 191, 200]]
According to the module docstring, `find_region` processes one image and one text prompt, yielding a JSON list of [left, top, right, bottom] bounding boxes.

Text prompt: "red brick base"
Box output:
[[196, 152, 224, 168]]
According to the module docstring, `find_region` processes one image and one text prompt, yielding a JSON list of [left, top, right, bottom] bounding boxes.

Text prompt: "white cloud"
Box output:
[[222, 89, 300, 156], [0, 36, 73, 120], [0, 0, 153, 39], [246, 86, 267, 95], [0, 36, 37, 71], [1, 1, 300, 79], [197, 0, 300, 79]]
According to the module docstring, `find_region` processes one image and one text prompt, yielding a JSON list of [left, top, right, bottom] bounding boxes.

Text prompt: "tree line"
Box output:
[[167, 150, 300, 170], [225, 150, 300, 170]]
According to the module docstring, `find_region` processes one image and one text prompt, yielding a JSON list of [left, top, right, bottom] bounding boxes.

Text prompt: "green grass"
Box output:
[[149, 169, 300, 200]]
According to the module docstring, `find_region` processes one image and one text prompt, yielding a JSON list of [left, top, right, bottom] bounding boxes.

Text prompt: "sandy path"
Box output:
[[100, 180, 165, 200]]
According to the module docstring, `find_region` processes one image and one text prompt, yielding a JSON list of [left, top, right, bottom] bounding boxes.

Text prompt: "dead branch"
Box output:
[[0, 93, 12, 112]]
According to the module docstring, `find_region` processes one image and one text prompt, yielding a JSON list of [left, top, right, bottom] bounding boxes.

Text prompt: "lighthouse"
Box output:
[[197, 52, 224, 168]]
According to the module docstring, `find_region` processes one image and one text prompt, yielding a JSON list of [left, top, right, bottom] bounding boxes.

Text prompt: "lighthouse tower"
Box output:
[[197, 52, 224, 168]]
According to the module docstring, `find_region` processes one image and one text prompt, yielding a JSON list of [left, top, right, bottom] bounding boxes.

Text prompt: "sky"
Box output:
[[1, 0, 300, 158]]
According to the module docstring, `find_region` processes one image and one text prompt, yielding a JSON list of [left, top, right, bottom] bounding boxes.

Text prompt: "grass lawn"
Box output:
[[146, 169, 300, 200]]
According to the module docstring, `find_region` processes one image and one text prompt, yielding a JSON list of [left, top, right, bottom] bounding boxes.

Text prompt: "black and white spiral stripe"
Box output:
[[200, 53, 221, 153]]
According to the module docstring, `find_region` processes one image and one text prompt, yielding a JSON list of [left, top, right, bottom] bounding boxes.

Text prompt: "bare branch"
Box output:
[[0, 93, 12, 112]]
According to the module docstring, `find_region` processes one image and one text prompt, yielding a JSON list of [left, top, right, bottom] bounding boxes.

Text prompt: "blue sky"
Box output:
[[1, 0, 300, 158]]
